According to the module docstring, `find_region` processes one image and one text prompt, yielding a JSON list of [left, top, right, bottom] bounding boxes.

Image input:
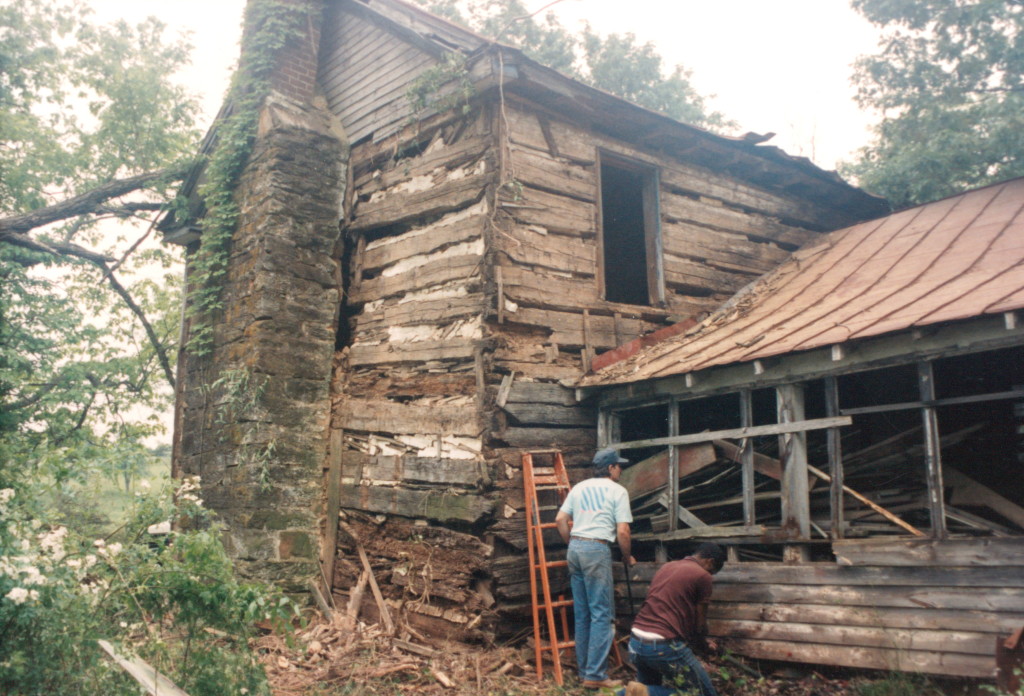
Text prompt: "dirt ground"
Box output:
[[257, 615, 993, 696]]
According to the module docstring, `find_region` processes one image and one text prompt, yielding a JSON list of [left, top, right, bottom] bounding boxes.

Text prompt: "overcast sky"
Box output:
[[88, 0, 883, 170]]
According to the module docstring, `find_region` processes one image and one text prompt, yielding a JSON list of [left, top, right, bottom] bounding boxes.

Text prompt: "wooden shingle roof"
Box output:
[[579, 177, 1024, 387]]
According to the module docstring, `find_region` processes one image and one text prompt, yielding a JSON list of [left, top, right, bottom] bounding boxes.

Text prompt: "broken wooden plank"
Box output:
[[806, 462, 925, 537], [338, 519, 395, 635], [655, 491, 707, 529], [343, 569, 370, 630], [97, 640, 191, 696], [944, 466, 1024, 530], [618, 445, 717, 500]]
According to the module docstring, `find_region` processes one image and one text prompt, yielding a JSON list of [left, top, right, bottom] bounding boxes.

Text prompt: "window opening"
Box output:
[[599, 156, 660, 306]]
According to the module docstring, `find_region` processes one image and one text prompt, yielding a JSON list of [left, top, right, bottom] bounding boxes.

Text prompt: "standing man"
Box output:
[[555, 447, 636, 690], [622, 542, 726, 696]]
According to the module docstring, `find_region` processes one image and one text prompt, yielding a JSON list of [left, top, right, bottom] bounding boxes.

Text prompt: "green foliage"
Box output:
[[186, 0, 316, 356], [410, 0, 730, 130], [844, 0, 1024, 207], [0, 479, 298, 696], [1, 0, 194, 486], [407, 51, 476, 118], [0, 0, 198, 212]]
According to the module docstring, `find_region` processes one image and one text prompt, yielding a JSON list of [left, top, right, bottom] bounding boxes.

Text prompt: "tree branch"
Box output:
[[97, 266, 177, 390], [0, 165, 186, 239]]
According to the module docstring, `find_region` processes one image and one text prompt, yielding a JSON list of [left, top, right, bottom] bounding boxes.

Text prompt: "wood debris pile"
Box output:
[[256, 616, 549, 696], [256, 615, 972, 696]]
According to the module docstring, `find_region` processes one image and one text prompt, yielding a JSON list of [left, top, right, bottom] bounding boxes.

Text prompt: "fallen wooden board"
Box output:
[[618, 445, 717, 500], [97, 640, 191, 696]]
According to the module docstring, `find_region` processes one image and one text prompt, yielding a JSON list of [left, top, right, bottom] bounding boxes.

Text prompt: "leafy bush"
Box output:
[[0, 478, 298, 696]]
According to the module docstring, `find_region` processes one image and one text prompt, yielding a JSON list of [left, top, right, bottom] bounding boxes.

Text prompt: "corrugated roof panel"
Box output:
[[579, 177, 1024, 387]]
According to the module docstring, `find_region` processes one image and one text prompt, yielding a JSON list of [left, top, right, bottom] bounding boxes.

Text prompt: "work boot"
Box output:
[[582, 678, 623, 689]]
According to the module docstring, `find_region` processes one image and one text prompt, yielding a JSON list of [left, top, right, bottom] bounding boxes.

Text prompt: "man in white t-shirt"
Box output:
[[555, 448, 636, 690]]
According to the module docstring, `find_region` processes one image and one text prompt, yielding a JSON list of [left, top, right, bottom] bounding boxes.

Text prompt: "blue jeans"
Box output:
[[567, 538, 614, 682], [627, 635, 718, 696]]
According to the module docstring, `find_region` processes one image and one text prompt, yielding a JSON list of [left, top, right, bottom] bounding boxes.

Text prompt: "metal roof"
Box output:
[[579, 177, 1024, 388]]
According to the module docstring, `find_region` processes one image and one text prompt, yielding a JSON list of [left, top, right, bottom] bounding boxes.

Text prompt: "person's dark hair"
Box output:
[[591, 447, 629, 478], [694, 542, 726, 572]]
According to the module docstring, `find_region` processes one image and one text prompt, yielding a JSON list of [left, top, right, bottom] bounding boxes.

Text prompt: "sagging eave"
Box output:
[[581, 311, 1024, 409]]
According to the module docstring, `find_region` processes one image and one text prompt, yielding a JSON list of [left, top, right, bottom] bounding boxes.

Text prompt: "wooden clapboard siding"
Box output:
[[614, 557, 1024, 678], [502, 306, 665, 350], [319, 6, 439, 143]]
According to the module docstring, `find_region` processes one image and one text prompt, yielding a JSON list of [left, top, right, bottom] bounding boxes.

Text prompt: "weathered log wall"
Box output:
[[325, 106, 501, 637], [617, 539, 1024, 678]]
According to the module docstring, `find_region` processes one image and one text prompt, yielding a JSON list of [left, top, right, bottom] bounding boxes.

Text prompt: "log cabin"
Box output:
[[158, 0, 1022, 680]]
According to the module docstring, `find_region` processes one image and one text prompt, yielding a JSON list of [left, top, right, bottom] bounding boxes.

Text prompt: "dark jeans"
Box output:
[[627, 635, 718, 696]]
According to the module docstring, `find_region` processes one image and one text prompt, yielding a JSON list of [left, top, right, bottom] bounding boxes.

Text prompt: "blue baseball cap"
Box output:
[[592, 447, 629, 469]]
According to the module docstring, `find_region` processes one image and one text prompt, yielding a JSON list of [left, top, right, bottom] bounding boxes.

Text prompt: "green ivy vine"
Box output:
[[406, 51, 475, 120], [185, 0, 315, 356]]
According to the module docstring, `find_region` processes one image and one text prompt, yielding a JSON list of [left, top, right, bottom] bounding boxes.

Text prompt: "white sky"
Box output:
[[89, 0, 883, 171]]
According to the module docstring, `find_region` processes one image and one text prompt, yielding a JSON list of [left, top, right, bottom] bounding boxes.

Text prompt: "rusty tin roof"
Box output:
[[579, 177, 1024, 388]]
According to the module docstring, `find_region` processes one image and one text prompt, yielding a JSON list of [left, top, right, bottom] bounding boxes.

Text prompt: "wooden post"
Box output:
[[777, 384, 810, 560], [668, 398, 680, 533], [824, 377, 845, 539], [740, 390, 755, 527], [322, 429, 344, 590], [918, 361, 947, 538]]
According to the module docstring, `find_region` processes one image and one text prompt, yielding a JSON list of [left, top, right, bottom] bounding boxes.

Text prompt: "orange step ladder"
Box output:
[[522, 449, 574, 684]]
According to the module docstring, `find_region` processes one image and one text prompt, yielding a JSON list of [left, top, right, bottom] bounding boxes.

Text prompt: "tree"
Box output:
[[0, 0, 199, 490], [844, 0, 1024, 208], [412, 0, 731, 130]]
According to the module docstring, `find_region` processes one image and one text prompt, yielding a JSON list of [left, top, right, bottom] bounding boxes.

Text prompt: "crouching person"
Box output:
[[622, 542, 726, 696]]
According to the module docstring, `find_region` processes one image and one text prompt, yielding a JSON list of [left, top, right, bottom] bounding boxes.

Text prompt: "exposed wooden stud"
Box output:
[[824, 376, 844, 540], [582, 309, 594, 369], [1006, 311, 1019, 330], [831, 344, 845, 361], [496, 265, 505, 324], [753, 360, 765, 375], [918, 361, 947, 538], [685, 373, 695, 388], [777, 384, 810, 540], [740, 389, 755, 527], [668, 397, 680, 533]]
